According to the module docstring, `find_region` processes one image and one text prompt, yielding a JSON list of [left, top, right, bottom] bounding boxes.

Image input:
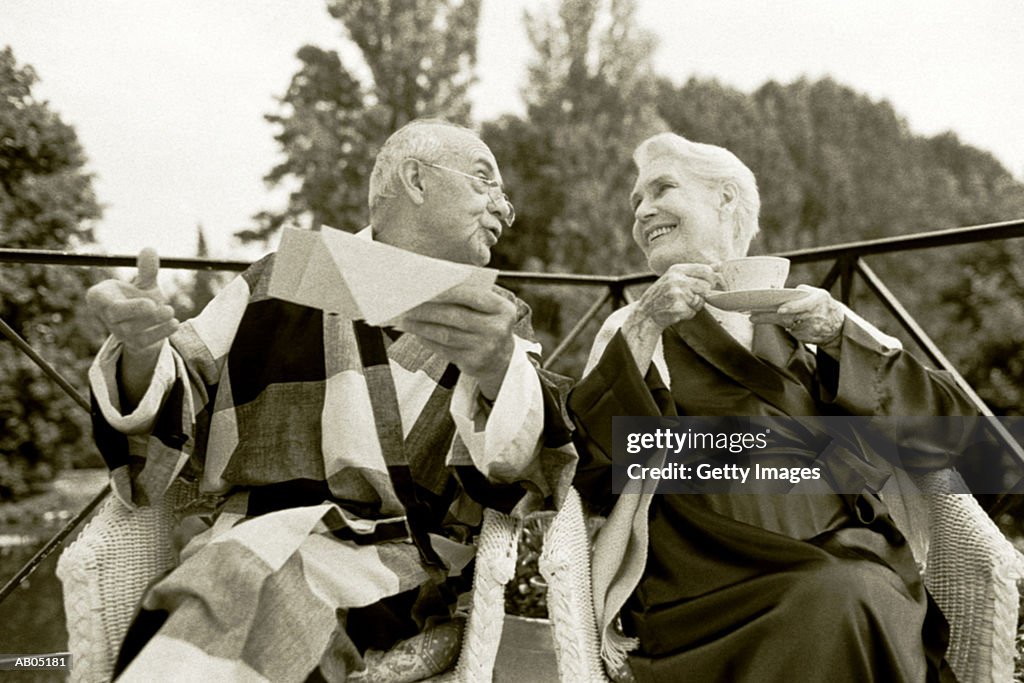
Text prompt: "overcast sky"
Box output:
[[3, 0, 1022, 261]]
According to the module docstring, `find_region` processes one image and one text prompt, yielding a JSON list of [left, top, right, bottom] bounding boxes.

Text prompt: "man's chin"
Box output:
[[472, 244, 493, 267]]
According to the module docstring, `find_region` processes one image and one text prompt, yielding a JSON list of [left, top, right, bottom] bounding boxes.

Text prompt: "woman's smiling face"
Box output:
[[630, 156, 743, 275]]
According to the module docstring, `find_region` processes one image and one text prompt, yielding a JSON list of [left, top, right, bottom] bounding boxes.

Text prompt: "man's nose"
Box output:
[[482, 205, 505, 236], [489, 196, 514, 228]]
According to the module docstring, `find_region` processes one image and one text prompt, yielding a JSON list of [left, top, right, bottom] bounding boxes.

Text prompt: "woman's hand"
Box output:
[[622, 263, 720, 373], [750, 284, 845, 349], [631, 263, 721, 330]]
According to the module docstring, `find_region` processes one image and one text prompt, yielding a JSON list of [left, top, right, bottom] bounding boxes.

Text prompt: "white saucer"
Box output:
[[705, 288, 808, 313]]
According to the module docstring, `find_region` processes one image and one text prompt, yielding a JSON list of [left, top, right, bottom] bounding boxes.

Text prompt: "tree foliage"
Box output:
[[239, 0, 481, 243], [486, 0, 662, 276], [654, 76, 1024, 413], [481, 0, 664, 369], [0, 46, 104, 499]]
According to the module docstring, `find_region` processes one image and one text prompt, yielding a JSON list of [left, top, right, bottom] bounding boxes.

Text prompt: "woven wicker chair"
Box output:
[[56, 482, 602, 683], [56, 479, 197, 683], [57, 474, 1022, 682], [906, 469, 1024, 683]]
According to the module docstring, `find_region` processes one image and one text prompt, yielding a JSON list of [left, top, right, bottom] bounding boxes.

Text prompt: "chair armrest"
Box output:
[[539, 487, 609, 682], [445, 507, 520, 682], [912, 469, 1024, 683], [441, 489, 608, 682], [56, 478, 196, 683]]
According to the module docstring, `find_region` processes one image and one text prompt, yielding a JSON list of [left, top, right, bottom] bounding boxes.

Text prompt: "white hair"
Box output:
[[634, 132, 761, 250], [368, 118, 478, 212]]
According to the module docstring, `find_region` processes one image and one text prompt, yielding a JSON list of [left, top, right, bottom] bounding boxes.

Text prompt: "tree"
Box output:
[[486, 0, 663, 276], [239, 0, 481, 244], [479, 0, 665, 374], [0, 46, 104, 499], [174, 223, 227, 320], [924, 134, 1024, 415]]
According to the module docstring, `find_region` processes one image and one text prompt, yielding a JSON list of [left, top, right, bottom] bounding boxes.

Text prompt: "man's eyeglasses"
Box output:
[[420, 161, 516, 227]]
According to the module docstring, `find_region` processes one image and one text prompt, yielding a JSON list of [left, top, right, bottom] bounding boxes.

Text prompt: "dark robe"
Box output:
[[570, 308, 977, 682]]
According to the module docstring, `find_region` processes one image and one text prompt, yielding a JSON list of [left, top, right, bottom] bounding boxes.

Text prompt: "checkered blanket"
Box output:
[[89, 253, 576, 681]]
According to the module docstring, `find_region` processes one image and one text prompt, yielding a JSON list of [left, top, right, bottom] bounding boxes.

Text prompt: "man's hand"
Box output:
[[86, 248, 178, 351], [750, 284, 844, 350], [86, 248, 179, 406], [399, 283, 517, 400]]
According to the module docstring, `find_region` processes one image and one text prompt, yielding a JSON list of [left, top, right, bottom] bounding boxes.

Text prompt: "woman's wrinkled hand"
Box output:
[[750, 284, 845, 346], [618, 263, 721, 375], [631, 263, 721, 331]]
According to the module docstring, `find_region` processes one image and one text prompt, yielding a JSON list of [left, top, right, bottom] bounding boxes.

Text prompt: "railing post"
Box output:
[[609, 281, 628, 310], [839, 255, 857, 305]]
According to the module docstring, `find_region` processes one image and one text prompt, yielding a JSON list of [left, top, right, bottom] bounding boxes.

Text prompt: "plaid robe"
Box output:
[[89, 253, 576, 682]]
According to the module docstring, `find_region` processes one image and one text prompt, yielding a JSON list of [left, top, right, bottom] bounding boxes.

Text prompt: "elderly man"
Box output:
[[86, 119, 574, 681]]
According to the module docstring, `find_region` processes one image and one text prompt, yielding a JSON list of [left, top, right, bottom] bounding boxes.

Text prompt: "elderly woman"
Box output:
[[569, 132, 974, 682]]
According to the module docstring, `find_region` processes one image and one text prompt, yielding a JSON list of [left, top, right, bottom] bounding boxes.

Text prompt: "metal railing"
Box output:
[[1, 217, 1024, 604]]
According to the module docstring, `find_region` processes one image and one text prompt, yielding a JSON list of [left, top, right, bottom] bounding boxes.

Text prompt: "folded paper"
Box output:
[[267, 227, 498, 325]]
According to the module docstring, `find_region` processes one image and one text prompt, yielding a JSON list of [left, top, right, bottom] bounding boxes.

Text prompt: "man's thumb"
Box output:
[[134, 247, 160, 290]]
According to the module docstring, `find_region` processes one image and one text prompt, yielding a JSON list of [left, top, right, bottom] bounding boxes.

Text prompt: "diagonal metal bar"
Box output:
[[818, 259, 844, 292], [854, 259, 1024, 513], [0, 316, 90, 412], [0, 483, 110, 604], [855, 259, 996, 415], [543, 289, 613, 370], [0, 319, 107, 605]]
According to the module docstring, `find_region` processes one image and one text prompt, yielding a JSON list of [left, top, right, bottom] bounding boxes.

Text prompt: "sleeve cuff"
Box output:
[[825, 307, 904, 413], [450, 335, 544, 481], [837, 303, 903, 352], [88, 337, 177, 434]]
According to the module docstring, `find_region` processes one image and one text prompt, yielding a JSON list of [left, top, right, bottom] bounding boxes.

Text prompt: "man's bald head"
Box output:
[[369, 119, 483, 216]]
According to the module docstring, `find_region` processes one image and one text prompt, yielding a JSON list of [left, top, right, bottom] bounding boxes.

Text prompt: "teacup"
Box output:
[[719, 256, 790, 291]]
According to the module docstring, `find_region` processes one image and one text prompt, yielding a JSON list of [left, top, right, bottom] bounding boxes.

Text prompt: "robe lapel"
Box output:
[[666, 309, 818, 415]]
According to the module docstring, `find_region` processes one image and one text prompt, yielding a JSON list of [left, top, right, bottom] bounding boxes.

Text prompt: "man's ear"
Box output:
[[719, 180, 738, 213], [398, 158, 427, 205]]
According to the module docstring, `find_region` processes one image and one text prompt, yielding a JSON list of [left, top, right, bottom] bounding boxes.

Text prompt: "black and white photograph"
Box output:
[[1, 1, 1023, 681]]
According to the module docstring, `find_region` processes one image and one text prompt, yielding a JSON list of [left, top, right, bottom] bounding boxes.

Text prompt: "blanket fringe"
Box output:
[[600, 627, 639, 681]]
